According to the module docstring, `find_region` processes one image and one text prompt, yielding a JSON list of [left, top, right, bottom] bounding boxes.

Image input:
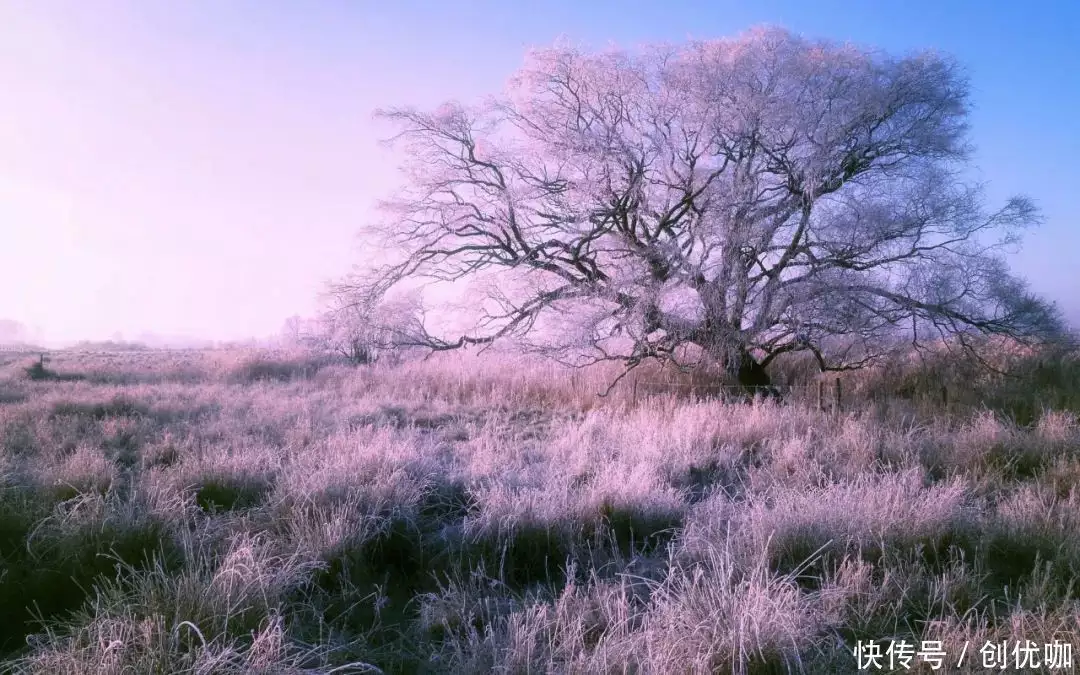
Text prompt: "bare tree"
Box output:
[[279, 315, 307, 348], [301, 292, 424, 365], [338, 27, 1065, 394]]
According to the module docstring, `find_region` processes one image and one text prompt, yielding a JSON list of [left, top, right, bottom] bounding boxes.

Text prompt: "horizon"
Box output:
[[3, 1, 1078, 344]]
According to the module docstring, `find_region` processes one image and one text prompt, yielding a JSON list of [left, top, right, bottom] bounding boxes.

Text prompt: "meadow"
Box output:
[[0, 343, 1078, 674]]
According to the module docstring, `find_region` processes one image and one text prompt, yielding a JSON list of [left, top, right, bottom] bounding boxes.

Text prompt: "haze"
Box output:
[[2, 0, 1077, 345]]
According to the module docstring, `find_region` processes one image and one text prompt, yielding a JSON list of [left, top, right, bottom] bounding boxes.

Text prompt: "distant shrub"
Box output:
[[22, 355, 84, 382], [225, 352, 334, 384], [23, 356, 49, 381]]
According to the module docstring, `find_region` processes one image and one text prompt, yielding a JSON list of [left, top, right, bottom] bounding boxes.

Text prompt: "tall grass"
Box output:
[[0, 343, 1077, 672]]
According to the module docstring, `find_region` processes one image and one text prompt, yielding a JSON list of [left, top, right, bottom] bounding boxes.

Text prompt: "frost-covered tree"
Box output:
[[339, 27, 1065, 393], [296, 293, 424, 365]]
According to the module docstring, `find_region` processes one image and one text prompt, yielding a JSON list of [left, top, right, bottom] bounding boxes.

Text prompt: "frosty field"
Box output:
[[1, 347, 1078, 674]]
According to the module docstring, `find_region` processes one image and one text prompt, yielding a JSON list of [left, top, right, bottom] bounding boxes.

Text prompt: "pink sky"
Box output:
[[1, 3, 421, 342], [2, 2, 1077, 344]]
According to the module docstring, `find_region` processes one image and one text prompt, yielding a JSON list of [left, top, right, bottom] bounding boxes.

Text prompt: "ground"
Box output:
[[0, 346, 1078, 674]]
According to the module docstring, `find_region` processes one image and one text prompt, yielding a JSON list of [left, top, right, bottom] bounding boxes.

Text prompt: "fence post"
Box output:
[[632, 378, 638, 406], [834, 377, 842, 414], [941, 385, 948, 412], [817, 381, 825, 412]]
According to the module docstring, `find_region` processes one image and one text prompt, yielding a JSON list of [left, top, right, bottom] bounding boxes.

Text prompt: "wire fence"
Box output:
[[631, 381, 817, 392], [597, 375, 956, 413], [628, 379, 815, 403]]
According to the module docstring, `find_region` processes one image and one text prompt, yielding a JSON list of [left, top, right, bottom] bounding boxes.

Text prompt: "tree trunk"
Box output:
[[724, 347, 781, 401], [696, 316, 781, 400]]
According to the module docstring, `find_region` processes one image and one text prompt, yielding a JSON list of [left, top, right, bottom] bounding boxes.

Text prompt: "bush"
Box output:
[[23, 356, 50, 381], [225, 353, 334, 384], [22, 355, 85, 383]]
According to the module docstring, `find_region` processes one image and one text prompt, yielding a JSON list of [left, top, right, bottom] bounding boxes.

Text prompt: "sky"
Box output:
[[1, 0, 1077, 344]]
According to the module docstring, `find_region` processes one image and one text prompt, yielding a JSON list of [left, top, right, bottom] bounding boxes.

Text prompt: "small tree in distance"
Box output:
[[337, 26, 1066, 395], [286, 292, 425, 366], [313, 305, 379, 365]]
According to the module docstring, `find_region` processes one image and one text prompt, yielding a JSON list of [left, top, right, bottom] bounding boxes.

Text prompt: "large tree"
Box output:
[[339, 27, 1064, 394]]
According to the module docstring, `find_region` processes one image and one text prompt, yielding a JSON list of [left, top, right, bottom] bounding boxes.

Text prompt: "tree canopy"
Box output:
[[337, 27, 1065, 392]]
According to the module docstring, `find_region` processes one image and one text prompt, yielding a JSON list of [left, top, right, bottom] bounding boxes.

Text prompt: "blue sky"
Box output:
[[1, 0, 1077, 342]]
